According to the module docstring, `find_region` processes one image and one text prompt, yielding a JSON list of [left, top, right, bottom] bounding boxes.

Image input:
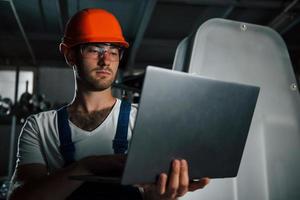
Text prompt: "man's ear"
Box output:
[[65, 49, 77, 67]]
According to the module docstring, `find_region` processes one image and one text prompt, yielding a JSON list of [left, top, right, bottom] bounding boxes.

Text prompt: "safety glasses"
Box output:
[[80, 43, 124, 61]]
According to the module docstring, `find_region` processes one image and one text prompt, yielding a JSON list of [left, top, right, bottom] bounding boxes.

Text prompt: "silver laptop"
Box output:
[[121, 66, 259, 185], [71, 66, 259, 185]]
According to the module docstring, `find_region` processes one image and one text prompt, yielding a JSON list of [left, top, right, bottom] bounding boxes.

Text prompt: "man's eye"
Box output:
[[111, 52, 119, 56], [86, 49, 96, 53], [87, 47, 100, 52], [110, 49, 119, 55]]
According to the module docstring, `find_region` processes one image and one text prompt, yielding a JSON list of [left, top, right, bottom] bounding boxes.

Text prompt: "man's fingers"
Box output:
[[189, 177, 210, 191], [157, 173, 168, 195], [152, 161, 210, 199], [166, 160, 180, 198], [177, 159, 189, 197]]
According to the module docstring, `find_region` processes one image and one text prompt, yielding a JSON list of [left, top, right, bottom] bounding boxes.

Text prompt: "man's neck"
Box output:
[[70, 86, 116, 114], [67, 86, 117, 131]]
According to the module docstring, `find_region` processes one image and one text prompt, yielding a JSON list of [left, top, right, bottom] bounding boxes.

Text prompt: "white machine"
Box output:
[[172, 18, 300, 200]]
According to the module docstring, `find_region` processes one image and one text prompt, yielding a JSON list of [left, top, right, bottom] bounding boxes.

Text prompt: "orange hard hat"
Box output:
[[59, 8, 129, 54]]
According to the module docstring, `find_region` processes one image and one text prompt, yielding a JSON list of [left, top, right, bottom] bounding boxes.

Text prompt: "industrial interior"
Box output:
[[0, 0, 300, 199]]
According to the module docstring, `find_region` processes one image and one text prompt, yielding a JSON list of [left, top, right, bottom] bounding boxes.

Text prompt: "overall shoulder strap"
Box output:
[[113, 100, 131, 154], [57, 106, 75, 166]]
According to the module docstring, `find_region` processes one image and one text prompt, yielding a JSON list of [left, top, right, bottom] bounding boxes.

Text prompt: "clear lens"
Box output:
[[80, 44, 121, 61]]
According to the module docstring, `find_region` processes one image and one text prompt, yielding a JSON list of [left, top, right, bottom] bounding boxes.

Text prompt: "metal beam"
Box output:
[[7, 65, 19, 177], [159, 0, 300, 10], [222, 0, 239, 19], [77, 0, 80, 12], [269, 0, 299, 29], [7, 0, 37, 65], [38, 0, 47, 31], [125, 0, 158, 72], [0, 33, 59, 42], [280, 15, 300, 35], [56, 0, 69, 33], [222, 5, 235, 19]]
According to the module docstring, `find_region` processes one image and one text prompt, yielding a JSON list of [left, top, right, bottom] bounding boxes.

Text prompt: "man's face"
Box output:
[[75, 43, 122, 91]]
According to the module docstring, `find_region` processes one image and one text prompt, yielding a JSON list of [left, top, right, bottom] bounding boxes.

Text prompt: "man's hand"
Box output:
[[142, 159, 210, 200], [78, 154, 127, 177]]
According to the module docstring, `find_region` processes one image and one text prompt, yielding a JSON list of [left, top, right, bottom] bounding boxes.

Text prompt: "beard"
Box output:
[[81, 76, 114, 91], [76, 66, 117, 91]]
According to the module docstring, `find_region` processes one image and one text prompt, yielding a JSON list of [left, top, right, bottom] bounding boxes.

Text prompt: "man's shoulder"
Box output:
[[21, 110, 59, 136], [27, 109, 58, 123]]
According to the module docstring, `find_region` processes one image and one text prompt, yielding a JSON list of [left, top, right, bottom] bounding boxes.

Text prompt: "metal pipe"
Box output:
[[8, 117, 17, 177], [283, 0, 299, 12], [8, 66, 20, 178], [269, 0, 299, 28], [222, 5, 235, 19], [280, 16, 300, 35], [7, 0, 37, 65], [38, 0, 47, 31], [13, 66, 20, 104]]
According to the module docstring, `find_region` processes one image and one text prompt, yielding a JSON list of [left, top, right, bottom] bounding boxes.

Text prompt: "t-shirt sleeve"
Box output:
[[16, 115, 46, 166]]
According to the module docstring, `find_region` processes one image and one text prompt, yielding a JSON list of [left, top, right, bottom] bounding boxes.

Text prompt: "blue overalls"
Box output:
[[56, 100, 142, 200]]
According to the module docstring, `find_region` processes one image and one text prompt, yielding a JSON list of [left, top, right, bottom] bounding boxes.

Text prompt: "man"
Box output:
[[9, 8, 209, 200]]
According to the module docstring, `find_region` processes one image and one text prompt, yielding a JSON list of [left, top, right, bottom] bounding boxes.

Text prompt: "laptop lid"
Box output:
[[121, 66, 259, 185]]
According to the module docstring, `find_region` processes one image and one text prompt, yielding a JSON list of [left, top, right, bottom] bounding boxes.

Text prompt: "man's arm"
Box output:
[[9, 163, 86, 200], [8, 155, 126, 200], [9, 157, 209, 200], [8, 114, 89, 200]]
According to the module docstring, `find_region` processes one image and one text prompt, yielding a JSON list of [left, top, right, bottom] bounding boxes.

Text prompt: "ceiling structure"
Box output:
[[0, 0, 299, 86]]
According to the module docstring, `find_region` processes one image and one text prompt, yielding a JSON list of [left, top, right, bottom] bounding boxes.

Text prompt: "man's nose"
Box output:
[[98, 52, 111, 66]]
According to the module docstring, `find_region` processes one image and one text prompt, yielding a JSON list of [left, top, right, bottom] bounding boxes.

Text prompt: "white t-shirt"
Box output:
[[16, 99, 137, 173]]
